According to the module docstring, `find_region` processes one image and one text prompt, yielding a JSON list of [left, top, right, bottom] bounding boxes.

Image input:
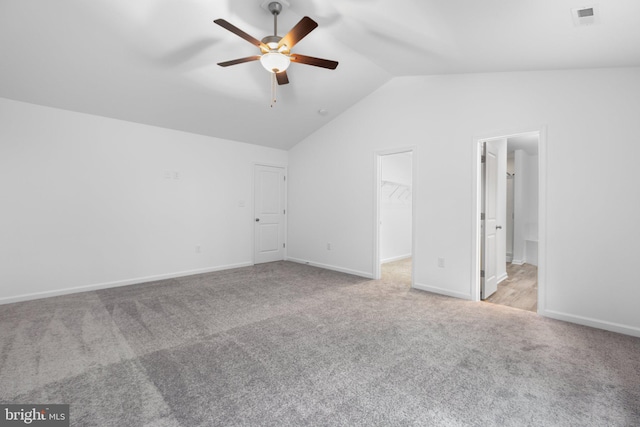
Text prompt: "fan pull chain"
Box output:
[[270, 72, 277, 108]]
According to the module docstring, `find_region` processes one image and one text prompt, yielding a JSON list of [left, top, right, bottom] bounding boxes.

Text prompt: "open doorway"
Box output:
[[475, 132, 541, 312], [374, 148, 415, 286]]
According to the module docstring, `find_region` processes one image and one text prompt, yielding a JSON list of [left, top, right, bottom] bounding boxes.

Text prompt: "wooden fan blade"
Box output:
[[277, 17, 318, 50], [290, 54, 338, 70], [276, 71, 289, 85], [214, 19, 269, 51], [217, 56, 261, 67]]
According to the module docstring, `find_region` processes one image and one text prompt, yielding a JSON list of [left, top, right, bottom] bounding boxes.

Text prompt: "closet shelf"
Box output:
[[381, 180, 412, 199]]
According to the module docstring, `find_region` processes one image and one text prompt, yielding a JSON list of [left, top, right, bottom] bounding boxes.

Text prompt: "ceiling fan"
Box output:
[[214, 1, 338, 92]]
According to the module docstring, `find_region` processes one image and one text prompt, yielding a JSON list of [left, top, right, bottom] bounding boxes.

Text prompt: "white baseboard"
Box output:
[[540, 308, 640, 338], [511, 259, 525, 265], [497, 272, 509, 284], [0, 262, 254, 305], [412, 282, 472, 300], [286, 257, 373, 279], [381, 254, 412, 264]]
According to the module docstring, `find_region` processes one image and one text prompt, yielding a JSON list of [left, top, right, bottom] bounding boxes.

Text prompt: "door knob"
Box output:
[[496, 225, 502, 230], [255, 218, 260, 222]]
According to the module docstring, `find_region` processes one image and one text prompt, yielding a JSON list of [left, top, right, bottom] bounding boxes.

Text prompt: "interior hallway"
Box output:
[[486, 263, 538, 312]]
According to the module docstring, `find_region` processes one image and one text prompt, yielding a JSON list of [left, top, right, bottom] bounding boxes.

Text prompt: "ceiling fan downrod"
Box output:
[[268, 2, 282, 36]]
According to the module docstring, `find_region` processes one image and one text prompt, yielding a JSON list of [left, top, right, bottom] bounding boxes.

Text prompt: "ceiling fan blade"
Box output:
[[276, 71, 289, 85], [214, 19, 269, 51], [277, 17, 318, 50], [217, 56, 261, 67], [290, 54, 338, 70]]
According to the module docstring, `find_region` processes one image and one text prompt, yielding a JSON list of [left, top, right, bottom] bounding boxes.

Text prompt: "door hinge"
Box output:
[[481, 155, 486, 163], [283, 176, 286, 181], [480, 270, 485, 278], [283, 209, 286, 214], [480, 212, 485, 220], [283, 243, 286, 248]]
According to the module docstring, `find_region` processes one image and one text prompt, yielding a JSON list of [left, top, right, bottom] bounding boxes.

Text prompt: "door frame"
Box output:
[[470, 127, 547, 312], [373, 146, 417, 282], [252, 162, 288, 265]]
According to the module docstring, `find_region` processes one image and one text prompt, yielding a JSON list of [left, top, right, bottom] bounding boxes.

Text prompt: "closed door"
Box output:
[[254, 165, 285, 264], [482, 142, 499, 299]]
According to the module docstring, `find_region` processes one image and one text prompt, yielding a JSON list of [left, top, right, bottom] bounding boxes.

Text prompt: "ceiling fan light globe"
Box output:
[[260, 52, 290, 73]]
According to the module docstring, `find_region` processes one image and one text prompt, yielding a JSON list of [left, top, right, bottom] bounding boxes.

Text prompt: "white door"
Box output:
[[482, 142, 499, 299], [254, 165, 285, 264]]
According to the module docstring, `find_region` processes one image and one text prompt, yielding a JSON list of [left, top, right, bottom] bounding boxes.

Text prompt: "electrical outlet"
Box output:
[[438, 258, 445, 268]]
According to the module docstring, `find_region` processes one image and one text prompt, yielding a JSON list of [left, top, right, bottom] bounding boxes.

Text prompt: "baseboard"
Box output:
[[511, 259, 525, 265], [497, 272, 509, 284], [412, 282, 472, 301], [286, 257, 373, 279], [381, 254, 412, 264], [0, 262, 254, 305], [540, 309, 640, 338]]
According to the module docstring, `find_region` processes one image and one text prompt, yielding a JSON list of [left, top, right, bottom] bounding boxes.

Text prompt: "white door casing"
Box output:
[[254, 165, 285, 264], [482, 141, 499, 299]]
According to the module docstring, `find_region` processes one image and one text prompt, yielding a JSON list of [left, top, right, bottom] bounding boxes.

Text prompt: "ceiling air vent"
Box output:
[[577, 8, 594, 18], [572, 5, 600, 26]]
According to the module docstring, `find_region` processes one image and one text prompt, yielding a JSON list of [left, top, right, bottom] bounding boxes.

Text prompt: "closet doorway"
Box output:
[[374, 148, 416, 286]]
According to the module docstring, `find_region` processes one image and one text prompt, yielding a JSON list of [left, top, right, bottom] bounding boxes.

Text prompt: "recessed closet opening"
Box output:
[[374, 148, 416, 286]]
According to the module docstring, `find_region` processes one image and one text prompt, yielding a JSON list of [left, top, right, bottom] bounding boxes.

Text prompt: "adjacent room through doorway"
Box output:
[[377, 150, 414, 286], [479, 133, 539, 312]]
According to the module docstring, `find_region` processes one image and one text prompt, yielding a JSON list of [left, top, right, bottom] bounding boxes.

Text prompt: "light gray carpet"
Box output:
[[1, 261, 639, 426]]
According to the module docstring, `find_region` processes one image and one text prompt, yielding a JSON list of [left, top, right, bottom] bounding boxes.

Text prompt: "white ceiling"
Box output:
[[2, 0, 640, 150]]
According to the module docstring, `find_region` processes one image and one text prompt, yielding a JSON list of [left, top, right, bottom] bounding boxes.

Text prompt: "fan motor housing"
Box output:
[[262, 35, 282, 46]]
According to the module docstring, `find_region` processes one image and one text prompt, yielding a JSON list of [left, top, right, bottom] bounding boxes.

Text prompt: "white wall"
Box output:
[[0, 98, 287, 303], [513, 150, 539, 265], [524, 153, 539, 265], [513, 150, 527, 264], [288, 67, 640, 336], [380, 153, 412, 263]]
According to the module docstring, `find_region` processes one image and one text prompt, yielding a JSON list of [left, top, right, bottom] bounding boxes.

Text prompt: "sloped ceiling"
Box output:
[[1, 0, 640, 149]]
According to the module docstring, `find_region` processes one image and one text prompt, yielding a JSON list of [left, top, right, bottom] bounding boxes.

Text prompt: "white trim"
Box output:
[[412, 282, 473, 301], [286, 257, 373, 279], [373, 146, 417, 283], [471, 126, 546, 307], [0, 262, 254, 305], [537, 126, 548, 314], [381, 254, 412, 264], [511, 259, 525, 265], [497, 272, 509, 284], [541, 309, 640, 338]]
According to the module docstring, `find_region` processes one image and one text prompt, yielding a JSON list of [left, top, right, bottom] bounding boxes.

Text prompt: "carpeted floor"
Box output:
[[1, 261, 639, 426]]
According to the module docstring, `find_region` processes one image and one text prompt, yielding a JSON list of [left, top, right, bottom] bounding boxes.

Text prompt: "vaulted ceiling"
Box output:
[[2, 0, 639, 149]]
